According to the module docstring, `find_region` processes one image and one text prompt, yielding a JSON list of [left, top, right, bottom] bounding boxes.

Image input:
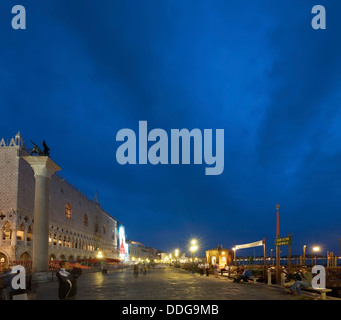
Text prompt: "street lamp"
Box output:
[[97, 250, 104, 271], [190, 239, 198, 273], [276, 204, 280, 238], [303, 245, 306, 266], [232, 247, 237, 265], [313, 246, 320, 265], [275, 204, 280, 284], [174, 249, 179, 267]]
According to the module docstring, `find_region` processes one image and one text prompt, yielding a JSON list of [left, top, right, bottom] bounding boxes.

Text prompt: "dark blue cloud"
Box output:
[[0, 0, 340, 256]]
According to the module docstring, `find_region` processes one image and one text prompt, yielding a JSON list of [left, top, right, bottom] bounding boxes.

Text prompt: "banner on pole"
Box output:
[[234, 240, 264, 250]]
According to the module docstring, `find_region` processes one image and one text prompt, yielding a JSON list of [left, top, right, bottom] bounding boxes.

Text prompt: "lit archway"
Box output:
[[0, 252, 8, 271], [20, 252, 31, 261]]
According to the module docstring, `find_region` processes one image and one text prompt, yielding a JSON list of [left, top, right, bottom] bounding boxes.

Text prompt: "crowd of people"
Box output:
[[194, 261, 322, 297], [133, 262, 151, 277], [1, 261, 334, 300], [196, 261, 253, 280]]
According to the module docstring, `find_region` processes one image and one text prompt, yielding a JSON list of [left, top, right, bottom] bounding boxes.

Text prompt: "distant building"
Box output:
[[126, 240, 160, 262], [0, 133, 120, 271], [160, 252, 168, 262], [205, 245, 233, 267]]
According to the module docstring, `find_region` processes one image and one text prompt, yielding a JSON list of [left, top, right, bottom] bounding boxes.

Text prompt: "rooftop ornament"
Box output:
[[29, 140, 50, 156]]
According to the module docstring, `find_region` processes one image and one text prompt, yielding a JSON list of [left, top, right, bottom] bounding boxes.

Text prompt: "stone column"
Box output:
[[11, 226, 17, 246], [23, 156, 61, 273], [24, 228, 27, 246]]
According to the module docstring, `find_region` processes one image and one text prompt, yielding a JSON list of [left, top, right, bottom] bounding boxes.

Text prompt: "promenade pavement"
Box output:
[[28, 266, 338, 300]]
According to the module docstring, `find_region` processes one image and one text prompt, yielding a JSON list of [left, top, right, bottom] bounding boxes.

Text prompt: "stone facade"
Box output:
[[127, 240, 160, 262], [0, 133, 119, 270]]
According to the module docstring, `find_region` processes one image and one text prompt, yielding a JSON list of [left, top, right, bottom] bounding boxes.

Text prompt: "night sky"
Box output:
[[1, 1, 340, 258]]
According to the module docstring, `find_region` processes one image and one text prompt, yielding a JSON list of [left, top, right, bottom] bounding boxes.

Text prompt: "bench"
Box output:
[[304, 287, 332, 300], [249, 276, 259, 284], [234, 276, 260, 283]]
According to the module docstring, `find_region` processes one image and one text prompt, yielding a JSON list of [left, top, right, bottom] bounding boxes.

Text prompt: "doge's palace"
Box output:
[[0, 132, 119, 271]]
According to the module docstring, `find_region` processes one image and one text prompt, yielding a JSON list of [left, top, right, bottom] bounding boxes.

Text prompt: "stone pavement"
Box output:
[[28, 266, 338, 300]]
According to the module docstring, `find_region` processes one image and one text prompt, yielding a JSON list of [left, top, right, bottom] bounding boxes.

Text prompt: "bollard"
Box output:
[[267, 270, 272, 286], [281, 273, 286, 287]]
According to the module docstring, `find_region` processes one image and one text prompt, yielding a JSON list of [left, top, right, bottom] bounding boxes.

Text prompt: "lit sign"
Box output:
[[118, 225, 129, 261]]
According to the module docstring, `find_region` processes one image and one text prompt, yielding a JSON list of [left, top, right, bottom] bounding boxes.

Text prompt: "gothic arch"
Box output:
[[19, 251, 31, 261], [49, 254, 57, 261], [2, 221, 12, 240], [0, 252, 9, 271]]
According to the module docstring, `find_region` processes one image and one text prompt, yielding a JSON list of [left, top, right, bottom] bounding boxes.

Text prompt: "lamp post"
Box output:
[[313, 246, 320, 266], [276, 204, 280, 284], [190, 239, 198, 273], [97, 250, 105, 273], [232, 247, 237, 265], [97, 250, 103, 261], [303, 245, 306, 266], [175, 249, 179, 267]]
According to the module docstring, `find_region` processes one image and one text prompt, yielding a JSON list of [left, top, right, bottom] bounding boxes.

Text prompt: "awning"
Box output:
[[105, 258, 121, 263], [77, 258, 121, 264]]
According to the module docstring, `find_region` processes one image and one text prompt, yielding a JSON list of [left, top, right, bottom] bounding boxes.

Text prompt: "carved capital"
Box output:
[[22, 156, 61, 179]]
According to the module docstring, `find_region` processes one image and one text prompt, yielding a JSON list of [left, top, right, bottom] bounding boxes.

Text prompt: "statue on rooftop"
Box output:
[[29, 140, 50, 156]]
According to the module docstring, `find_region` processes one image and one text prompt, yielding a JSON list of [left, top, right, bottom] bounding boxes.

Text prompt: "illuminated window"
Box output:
[[65, 203, 72, 219], [0, 256, 5, 271], [17, 223, 25, 241], [27, 225, 33, 242], [3, 221, 11, 240]]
